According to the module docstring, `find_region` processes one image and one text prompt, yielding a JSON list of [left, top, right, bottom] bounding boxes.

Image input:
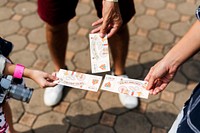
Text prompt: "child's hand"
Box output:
[[29, 70, 58, 88]]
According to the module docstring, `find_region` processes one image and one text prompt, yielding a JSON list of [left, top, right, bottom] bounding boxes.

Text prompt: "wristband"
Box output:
[[105, 0, 118, 2], [13, 64, 25, 79]]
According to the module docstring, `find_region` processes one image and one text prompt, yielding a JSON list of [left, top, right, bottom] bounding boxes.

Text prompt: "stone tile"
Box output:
[[19, 112, 37, 127], [138, 101, 147, 113], [36, 44, 51, 61], [0, 7, 14, 20], [17, 27, 30, 36], [14, 123, 32, 133], [148, 29, 174, 44], [181, 15, 191, 22], [166, 2, 176, 9], [141, 93, 161, 103], [152, 44, 164, 52], [77, 28, 89, 36], [128, 21, 138, 36], [187, 81, 198, 90], [5, 1, 16, 8], [14, 2, 37, 15], [21, 14, 43, 29], [0, 0, 8, 7], [5, 34, 27, 51], [0, 20, 20, 36], [171, 22, 191, 36], [66, 51, 75, 60], [33, 112, 69, 133], [146, 101, 179, 129], [135, 4, 146, 16], [68, 126, 84, 133], [63, 89, 86, 103], [166, 72, 187, 92], [182, 60, 200, 81], [25, 43, 38, 52], [159, 22, 170, 30], [80, 0, 90, 3], [85, 125, 114, 133], [115, 112, 151, 133], [85, 91, 101, 101], [99, 91, 127, 115], [78, 14, 98, 29], [174, 89, 193, 110], [69, 21, 79, 35], [10, 50, 36, 67], [186, 0, 195, 3], [152, 127, 167, 133], [125, 59, 144, 79], [160, 91, 175, 103], [8, 100, 24, 123], [28, 27, 46, 44], [23, 89, 52, 115], [140, 51, 163, 69], [73, 50, 91, 71], [33, 59, 48, 70], [127, 51, 140, 61], [68, 35, 88, 52], [157, 9, 180, 23], [177, 2, 197, 16], [100, 112, 116, 127], [144, 0, 165, 9], [137, 28, 148, 37], [66, 99, 101, 128], [135, 15, 159, 30], [12, 14, 23, 21], [76, 2, 91, 16], [53, 101, 70, 114], [146, 9, 156, 16]]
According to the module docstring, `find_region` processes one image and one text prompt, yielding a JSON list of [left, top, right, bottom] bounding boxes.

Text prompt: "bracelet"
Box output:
[[105, 0, 118, 2], [13, 64, 25, 79]]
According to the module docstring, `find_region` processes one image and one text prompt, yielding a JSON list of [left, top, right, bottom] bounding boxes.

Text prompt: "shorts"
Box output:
[[37, 0, 135, 26]]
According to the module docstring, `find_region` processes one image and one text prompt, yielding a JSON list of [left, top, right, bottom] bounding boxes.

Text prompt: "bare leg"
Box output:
[[46, 23, 69, 71], [109, 25, 129, 75], [3, 102, 18, 133]]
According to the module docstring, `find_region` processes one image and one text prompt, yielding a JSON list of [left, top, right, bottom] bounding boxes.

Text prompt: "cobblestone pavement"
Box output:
[[0, 0, 200, 133]]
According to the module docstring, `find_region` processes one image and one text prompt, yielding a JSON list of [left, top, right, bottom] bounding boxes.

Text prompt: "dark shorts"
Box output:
[[37, 0, 135, 26]]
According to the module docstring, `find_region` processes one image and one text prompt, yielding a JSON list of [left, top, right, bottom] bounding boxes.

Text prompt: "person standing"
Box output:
[[37, 0, 138, 109]]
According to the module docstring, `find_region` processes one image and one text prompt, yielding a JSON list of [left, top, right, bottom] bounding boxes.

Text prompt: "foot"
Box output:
[[112, 72, 138, 109], [43, 84, 63, 106]]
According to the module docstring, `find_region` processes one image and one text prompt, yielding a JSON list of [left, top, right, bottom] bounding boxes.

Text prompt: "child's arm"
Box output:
[[3, 61, 58, 88]]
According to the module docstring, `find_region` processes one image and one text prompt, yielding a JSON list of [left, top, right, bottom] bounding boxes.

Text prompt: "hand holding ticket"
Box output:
[[101, 75, 149, 99]]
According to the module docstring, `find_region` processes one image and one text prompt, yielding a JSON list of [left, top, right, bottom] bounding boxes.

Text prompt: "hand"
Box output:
[[144, 59, 178, 95], [29, 70, 58, 88], [91, 1, 122, 38]]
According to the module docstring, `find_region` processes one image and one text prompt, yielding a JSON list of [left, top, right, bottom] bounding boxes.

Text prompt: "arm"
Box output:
[[3, 63, 57, 88], [91, 0, 122, 38], [145, 20, 200, 95]]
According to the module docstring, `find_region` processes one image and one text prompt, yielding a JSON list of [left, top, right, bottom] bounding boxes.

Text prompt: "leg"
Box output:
[[46, 23, 68, 71], [109, 25, 129, 75], [3, 102, 18, 133]]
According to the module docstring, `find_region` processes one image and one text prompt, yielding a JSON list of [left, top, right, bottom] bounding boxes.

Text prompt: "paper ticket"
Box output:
[[89, 33, 110, 73], [101, 75, 149, 99], [55, 69, 103, 92]]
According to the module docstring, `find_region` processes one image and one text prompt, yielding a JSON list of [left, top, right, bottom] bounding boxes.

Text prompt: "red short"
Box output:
[[37, 0, 135, 26]]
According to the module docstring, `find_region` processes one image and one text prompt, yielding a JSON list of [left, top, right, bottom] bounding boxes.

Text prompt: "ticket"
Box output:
[[101, 75, 149, 99], [55, 69, 103, 92], [89, 33, 110, 73]]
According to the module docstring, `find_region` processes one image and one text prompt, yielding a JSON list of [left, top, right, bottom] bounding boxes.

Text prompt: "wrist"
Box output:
[[13, 64, 25, 79], [105, 0, 118, 2]]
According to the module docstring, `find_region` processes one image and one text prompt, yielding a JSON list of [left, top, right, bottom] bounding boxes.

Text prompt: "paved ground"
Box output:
[[0, 0, 200, 133]]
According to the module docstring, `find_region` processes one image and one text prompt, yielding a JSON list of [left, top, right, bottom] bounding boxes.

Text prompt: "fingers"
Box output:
[[92, 18, 103, 27]]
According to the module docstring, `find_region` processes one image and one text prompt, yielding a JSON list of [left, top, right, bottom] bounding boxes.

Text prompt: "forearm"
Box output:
[[4, 63, 32, 79], [163, 20, 200, 68]]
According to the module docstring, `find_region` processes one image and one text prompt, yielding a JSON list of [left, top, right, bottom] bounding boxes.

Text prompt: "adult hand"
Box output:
[[144, 59, 178, 95], [91, 1, 122, 38]]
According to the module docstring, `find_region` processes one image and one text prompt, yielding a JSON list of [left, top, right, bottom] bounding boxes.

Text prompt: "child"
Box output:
[[0, 37, 58, 133]]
